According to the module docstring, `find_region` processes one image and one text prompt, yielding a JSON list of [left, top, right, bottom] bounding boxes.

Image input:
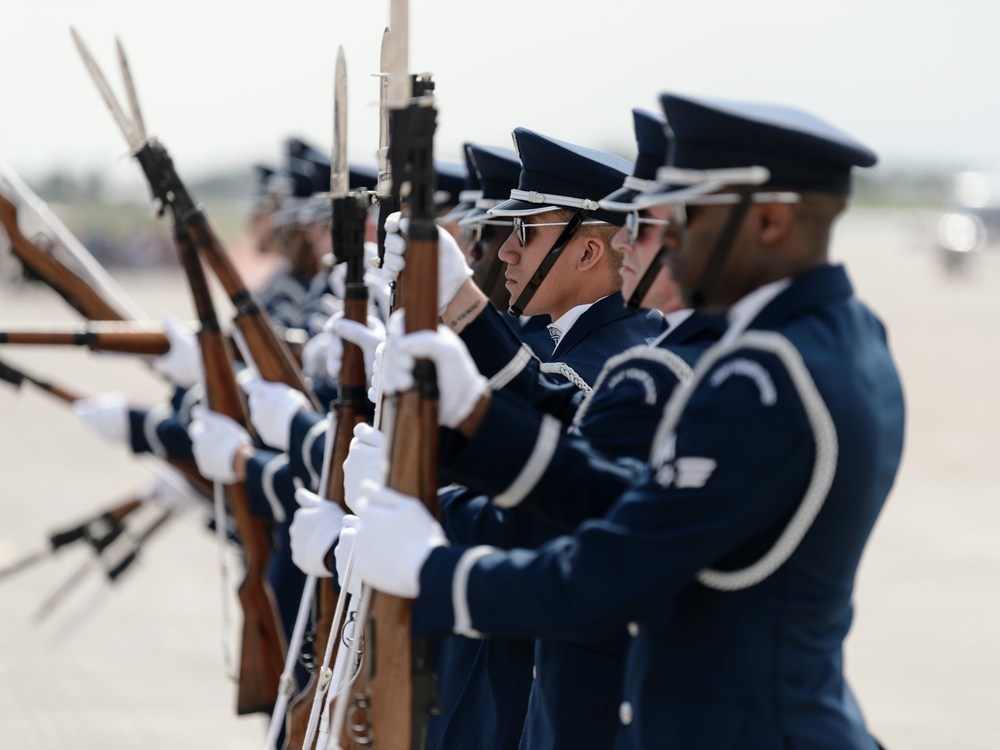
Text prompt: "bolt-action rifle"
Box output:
[[0, 158, 148, 321], [71, 32, 316, 408], [70, 32, 287, 715], [0, 193, 131, 321], [364, 5, 442, 740], [284, 45, 374, 750], [0, 322, 171, 355], [0, 493, 142, 583]]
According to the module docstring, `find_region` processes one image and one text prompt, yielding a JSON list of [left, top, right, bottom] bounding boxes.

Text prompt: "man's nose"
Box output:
[[497, 235, 519, 264]]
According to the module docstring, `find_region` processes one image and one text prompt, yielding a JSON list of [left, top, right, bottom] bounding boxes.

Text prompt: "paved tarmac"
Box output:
[[0, 208, 997, 748]]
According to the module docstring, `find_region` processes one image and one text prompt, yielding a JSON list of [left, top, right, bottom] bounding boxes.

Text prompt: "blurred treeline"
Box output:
[[15, 168, 257, 270], [7, 164, 960, 270]]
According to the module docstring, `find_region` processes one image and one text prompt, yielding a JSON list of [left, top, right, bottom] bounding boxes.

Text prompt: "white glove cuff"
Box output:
[[448, 374, 488, 429]]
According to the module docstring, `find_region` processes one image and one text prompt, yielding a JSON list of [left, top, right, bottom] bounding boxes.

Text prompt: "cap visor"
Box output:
[[597, 186, 641, 212], [458, 207, 489, 226], [488, 198, 564, 217], [438, 201, 476, 225], [629, 181, 730, 211]]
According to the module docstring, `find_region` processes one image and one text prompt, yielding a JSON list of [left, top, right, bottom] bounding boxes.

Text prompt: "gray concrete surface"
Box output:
[[0, 208, 997, 748]]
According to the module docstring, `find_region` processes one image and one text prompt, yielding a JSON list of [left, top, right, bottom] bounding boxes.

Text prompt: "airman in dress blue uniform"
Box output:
[[457, 143, 554, 357], [351, 93, 905, 750], [285, 129, 667, 750], [427, 111, 724, 750]]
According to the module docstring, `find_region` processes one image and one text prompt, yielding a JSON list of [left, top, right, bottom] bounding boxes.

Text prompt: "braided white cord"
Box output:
[[539, 362, 592, 393], [649, 331, 838, 591], [572, 345, 693, 428]]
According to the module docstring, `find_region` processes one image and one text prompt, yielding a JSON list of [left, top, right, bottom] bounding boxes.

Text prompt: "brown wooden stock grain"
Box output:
[[46, 383, 84, 404], [0, 328, 170, 355], [175, 228, 287, 715], [0, 194, 126, 321], [285, 294, 370, 749], [105, 498, 144, 524], [368, 225, 440, 749], [184, 216, 315, 403]]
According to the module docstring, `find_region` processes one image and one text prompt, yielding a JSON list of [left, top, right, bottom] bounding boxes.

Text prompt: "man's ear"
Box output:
[[576, 234, 606, 271], [757, 202, 795, 247]]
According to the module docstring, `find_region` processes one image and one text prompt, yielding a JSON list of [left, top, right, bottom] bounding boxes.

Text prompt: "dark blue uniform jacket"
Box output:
[[416, 265, 905, 750], [430, 296, 674, 750]]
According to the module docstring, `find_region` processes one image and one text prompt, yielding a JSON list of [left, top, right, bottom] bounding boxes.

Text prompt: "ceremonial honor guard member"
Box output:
[[290, 129, 666, 749], [437, 142, 483, 243], [351, 93, 905, 750], [363, 110, 724, 750], [426, 127, 666, 388], [459, 143, 555, 356]]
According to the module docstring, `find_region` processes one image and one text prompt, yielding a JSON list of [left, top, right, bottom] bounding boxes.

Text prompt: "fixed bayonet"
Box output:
[[331, 46, 349, 199], [387, 0, 411, 107], [116, 36, 148, 143], [71, 28, 143, 152], [376, 27, 392, 196]]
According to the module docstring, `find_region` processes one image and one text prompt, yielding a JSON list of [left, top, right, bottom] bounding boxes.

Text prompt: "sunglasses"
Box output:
[[624, 212, 672, 245], [512, 217, 609, 248], [666, 191, 801, 231], [461, 218, 513, 245]]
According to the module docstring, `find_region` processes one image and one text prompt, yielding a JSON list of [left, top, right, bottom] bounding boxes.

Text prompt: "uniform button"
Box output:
[[627, 621, 639, 637], [619, 701, 633, 725]]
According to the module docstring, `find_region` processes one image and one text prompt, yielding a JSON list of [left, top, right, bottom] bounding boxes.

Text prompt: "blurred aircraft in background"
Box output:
[[935, 171, 1000, 273]]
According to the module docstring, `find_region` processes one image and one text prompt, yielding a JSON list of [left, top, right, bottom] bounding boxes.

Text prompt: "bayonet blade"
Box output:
[[331, 46, 349, 197], [387, 0, 411, 107], [115, 37, 148, 144], [376, 27, 392, 195], [70, 28, 140, 151]]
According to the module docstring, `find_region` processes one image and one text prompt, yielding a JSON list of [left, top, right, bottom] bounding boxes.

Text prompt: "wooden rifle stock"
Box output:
[[175, 226, 287, 715], [0, 194, 128, 322], [286, 191, 372, 750], [0, 354, 85, 404], [132, 140, 316, 405], [0, 324, 170, 355], [367, 92, 440, 750]]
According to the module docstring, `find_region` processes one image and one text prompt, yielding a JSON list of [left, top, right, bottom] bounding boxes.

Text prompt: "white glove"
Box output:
[[73, 392, 130, 445], [334, 515, 361, 596], [328, 262, 348, 300], [381, 310, 487, 429], [244, 379, 311, 452], [368, 341, 385, 404], [188, 406, 251, 484], [382, 211, 473, 313], [353, 480, 447, 598], [290, 487, 346, 578], [327, 312, 387, 383], [141, 473, 202, 514], [363, 266, 393, 322], [301, 330, 342, 382], [342, 423, 385, 514], [153, 313, 202, 389]]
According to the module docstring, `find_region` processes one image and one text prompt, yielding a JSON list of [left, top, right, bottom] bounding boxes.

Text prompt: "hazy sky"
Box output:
[[2, 0, 997, 192]]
